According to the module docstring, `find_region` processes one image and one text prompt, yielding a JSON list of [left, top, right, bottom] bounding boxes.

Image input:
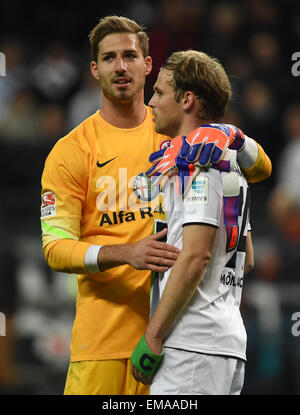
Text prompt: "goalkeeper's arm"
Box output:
[[43, 229, 179, 275], [237, 136, 272, 183]]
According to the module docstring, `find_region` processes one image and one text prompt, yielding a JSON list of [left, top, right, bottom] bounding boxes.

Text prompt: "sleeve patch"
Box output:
[[185, 176, 209, 205]]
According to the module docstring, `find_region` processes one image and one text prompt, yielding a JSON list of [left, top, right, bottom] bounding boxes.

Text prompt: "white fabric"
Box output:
[[152, 165, 250, 361], [84, 244, 102, 273], [150, 347, 245, 395]]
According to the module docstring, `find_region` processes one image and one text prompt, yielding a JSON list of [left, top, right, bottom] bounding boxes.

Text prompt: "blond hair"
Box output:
[[89, 15, 149, 61], [162, 50, 232, 120]]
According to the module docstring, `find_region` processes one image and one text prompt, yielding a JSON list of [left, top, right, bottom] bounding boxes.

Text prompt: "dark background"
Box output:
[[0, 0, 300, 395]]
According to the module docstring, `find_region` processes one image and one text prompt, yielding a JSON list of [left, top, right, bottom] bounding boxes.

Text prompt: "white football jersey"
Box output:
[[151, 157, 250, 361]]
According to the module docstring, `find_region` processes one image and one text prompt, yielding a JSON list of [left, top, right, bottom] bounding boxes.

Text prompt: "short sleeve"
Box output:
[[182, 170, 223, 228]]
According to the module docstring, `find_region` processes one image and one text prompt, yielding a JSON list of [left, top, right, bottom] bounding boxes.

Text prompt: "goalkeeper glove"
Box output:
[[145, 123, 244, 196], [174, 123, 244, 195], [178, 123, 245, 167], [146, 135, 183, 187]]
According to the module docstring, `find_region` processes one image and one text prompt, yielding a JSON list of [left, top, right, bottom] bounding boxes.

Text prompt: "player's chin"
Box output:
[[153, 120, 164, 135], [117, 89, 139, 103]]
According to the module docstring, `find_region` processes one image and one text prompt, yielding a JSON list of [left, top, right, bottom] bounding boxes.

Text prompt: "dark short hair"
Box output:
[[89, 15, 149, 62]]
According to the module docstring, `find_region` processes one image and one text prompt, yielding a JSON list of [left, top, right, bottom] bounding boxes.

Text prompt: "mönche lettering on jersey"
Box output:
[[99, 207, 153, 226], [220, 269, 243, 288]]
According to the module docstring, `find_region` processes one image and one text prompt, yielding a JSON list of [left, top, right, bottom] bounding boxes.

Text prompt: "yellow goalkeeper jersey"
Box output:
[[41, 107, 168, 361]]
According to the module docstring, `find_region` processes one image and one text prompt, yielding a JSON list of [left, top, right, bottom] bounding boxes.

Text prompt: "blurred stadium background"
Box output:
[[0, 0, 299, 395]]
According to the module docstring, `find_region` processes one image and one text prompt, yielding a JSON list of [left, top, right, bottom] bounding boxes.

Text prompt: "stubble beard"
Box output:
[[155, 118, 173, 136]]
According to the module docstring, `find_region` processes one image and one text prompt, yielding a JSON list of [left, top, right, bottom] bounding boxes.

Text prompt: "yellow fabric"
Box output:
[[242, 141, 272, 183], [64, 359, 149, 395], [41, 108, 167, 362]]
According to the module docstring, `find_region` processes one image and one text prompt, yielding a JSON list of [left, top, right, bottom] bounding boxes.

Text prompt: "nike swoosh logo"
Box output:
[[97, 157, 117, 168]]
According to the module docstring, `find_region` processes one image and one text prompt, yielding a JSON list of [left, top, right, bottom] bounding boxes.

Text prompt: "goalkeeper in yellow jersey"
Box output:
[[40, 15, 271, 395]]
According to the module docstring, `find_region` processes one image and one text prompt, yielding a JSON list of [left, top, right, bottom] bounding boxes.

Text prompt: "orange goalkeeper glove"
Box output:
[[146, 123, 243, 195]]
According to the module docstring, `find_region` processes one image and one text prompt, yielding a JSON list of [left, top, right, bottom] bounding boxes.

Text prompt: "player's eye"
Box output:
[[124, 52, 137, 59]]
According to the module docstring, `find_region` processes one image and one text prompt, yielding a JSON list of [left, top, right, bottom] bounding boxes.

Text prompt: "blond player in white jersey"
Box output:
[[131, 50, 257, 394]]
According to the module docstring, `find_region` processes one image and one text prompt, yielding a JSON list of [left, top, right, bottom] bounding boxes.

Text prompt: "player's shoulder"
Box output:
[[61, 111, 99, 144], [51, 112, 99, 155], [191, 162, 243, 199], [220, 164, 248, 199], [218, 149, 247, 194]]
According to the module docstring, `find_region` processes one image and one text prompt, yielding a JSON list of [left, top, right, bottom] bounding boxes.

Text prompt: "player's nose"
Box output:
[[115, 57, 126, 72], [148, 94, 155, 108]]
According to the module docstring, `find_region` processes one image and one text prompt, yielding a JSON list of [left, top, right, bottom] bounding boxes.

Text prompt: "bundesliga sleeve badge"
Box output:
[[41, 191, 57, 218]]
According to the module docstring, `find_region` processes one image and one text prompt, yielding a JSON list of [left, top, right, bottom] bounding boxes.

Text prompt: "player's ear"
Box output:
[[182, 91, 195, 111], [145, 56, 152, 76], [90, 61, 100, 81]]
